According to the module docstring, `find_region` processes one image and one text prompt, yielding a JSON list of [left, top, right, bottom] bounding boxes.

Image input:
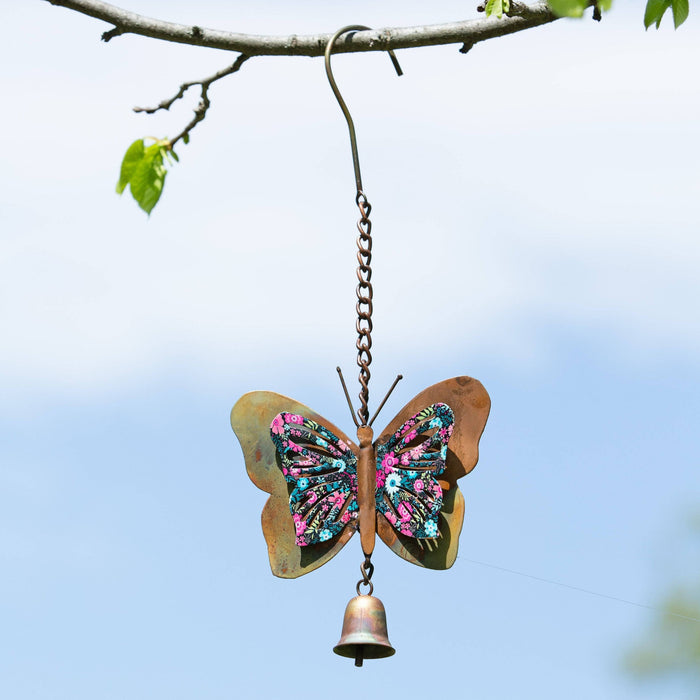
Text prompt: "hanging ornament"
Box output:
[[231, 26, 490, 665]]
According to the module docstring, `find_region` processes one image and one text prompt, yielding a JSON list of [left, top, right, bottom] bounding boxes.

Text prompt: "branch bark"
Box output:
[[46, 0, 559, 56]]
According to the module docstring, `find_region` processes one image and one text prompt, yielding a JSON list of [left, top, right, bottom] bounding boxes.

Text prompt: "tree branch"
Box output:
[[46, 0, 559, 56], [133, 55, 250, 147]]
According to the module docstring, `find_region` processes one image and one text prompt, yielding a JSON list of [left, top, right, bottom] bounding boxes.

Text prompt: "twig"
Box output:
[[134, 54, 250, 147]]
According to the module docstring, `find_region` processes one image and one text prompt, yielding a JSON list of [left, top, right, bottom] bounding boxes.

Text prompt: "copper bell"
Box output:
[[333, 594, 395, 666]]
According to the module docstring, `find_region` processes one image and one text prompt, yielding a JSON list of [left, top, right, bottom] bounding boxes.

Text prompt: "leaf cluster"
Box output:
[[624, 590, 700, 689], [644, 0, 690, 28], [483, 0, 511, 19], [483, 1, 690, 27], [116, 138, 180, 215], [545, 0, 612, 18]]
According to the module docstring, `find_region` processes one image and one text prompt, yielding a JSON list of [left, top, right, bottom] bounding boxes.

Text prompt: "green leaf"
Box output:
[[598, 0, 613, 9], [484, 0, 510, 19], [129, 143, 168, 215], [547, 0, 588, 18], [183, 133, 190, 145], [672, 0, 689, 27], [116, 139, 144, 194], [116, 138, 176, 215], [644, 0, 673, 28]]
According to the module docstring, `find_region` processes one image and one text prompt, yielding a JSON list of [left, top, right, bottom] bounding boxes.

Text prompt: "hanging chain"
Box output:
[[355, 190, 373, 427], [324, 28, 401, 429]]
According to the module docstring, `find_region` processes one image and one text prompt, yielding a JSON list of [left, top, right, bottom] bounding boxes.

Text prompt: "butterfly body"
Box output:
[[355, 424, 376, 557], [231, 376, 490, 578]]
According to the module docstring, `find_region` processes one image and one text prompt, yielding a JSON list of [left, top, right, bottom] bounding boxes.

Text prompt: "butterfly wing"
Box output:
[[270, 412, 358, 546], [231, 391, 359, 578], [375, 376, 490, 570], [375, 402, 453, 539]]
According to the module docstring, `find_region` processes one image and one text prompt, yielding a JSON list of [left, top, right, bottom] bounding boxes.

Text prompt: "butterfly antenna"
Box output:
[[368, 374, 403, 427], [336, 367, 360, 427]]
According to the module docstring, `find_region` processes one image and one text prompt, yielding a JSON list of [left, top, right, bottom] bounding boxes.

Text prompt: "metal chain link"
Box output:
[[355, 554, 375, 596], [355, 191, 373, 427]]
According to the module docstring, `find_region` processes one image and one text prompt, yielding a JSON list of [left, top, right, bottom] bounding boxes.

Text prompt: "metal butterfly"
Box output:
[[231, 375, 490, 578]]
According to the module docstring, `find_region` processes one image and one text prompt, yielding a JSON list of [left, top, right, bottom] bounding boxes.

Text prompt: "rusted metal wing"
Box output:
[[375, 375, 490, 569], [231, 390, 358, 578]]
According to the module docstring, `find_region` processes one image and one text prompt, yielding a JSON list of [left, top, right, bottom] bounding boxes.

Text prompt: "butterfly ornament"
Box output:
[[231, 373, 490, 578], [230, 25, 491, 665]]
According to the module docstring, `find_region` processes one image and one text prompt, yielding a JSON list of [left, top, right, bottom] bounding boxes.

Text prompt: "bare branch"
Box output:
[[133, 55, 250, 147], [45, 0, 559, 56]]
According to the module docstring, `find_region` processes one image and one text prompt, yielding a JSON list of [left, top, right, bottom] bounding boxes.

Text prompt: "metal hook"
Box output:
[[324, 25, 403, 194]]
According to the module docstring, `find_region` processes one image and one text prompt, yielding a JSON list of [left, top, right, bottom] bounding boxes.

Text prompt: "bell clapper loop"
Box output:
[[356, 579, 374, 597]]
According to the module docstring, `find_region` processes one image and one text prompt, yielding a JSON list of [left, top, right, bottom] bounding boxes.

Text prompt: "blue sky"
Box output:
[[2, 2, 699, 698]]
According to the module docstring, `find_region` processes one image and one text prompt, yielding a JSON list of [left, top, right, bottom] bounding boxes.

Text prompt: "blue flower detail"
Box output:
[[297, 477, 309, 490], [425, 520, 438, 537], [385, 472, 402, 495], [319, 528, 332, 541]]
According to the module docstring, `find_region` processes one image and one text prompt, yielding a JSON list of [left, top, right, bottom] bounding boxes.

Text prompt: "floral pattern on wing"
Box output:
[[375, 403, 454, 539], [270, 412, 358, 547]]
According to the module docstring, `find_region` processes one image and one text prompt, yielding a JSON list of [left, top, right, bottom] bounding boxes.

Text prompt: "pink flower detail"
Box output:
[[401, 527, 412, 536], [288, 440, 302, 454], [414, 479, 424, 492], [428, 481, 442, 497], [306, 491, 318, 505], [384, 510, 397, 525], [375, 470, 386, 488], [381, 452, 398, 469], [341, 511, 351, 523], [400, 453, 410, 466], [410, 446, 423, 460], [289, 414, 304, 425], [405, 429, 418, 443], [337, 440, 348, 452], [397, 502, 413, 522], [271, 415, 285, 435]]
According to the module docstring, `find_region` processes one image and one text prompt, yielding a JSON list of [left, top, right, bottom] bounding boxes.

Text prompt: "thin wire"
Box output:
[[462, 557, 700, 624]]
